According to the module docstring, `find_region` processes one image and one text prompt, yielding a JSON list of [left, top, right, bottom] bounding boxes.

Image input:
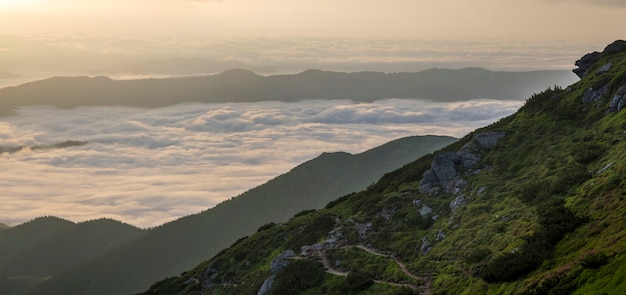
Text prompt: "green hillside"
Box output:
[[21, 135, 453, 295], [0, 218, 144, 295], [139, 41, 626, 295]]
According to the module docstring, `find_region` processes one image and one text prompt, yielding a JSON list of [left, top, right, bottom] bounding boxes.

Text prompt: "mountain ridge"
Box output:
[[0, 68, 576, 116]]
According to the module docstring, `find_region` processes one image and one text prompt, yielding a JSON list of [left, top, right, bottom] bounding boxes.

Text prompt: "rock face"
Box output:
[[582, 85, 609, 104], [573, 40, 626, 78], [419, 131, 505, 195], [257, 250, 296, 295], [609, 84, 626, 112], [573, 52, 601, 78]]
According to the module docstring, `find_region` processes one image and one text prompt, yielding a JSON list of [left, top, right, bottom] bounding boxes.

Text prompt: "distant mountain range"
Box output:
[[0, 68, 576, 116], [0, 135, 455, 295], [0, 217, 145, 295]]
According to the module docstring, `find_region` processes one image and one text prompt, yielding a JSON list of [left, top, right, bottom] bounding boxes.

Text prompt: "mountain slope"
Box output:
[[24, 135, 455, 295], [0, 68, 576, 115], [139, 40, 626, 295], [0, 218, 144, 295]]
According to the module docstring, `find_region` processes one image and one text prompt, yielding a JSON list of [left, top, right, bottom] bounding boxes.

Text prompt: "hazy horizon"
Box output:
[[0, 0, 623, 228]]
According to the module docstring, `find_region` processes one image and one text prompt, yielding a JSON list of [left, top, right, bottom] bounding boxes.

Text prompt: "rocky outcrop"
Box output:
[[419, 131, 505, 195], [609, 84, 626, 112], [582, 85, 609, 104], [573, 40, 626, 78], [257, 250, 296, 295], [573, 52, 601, 78]]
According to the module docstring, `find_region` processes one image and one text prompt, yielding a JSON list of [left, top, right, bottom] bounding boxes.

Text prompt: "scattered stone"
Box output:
[[449, 195, 466, 213], [355, 221, 372, 240], [412, 199, 422, 207], [436, 230, 446, 241], [432, 215, 439, 221], [597, 62, 612, 74], [421, 237, 432, 255], [501, 216, 511, 222], [419, 205, 433, 217], [597, 162, 614, 175], [477, 186, 487, 195], [381, 207, 396, 222]]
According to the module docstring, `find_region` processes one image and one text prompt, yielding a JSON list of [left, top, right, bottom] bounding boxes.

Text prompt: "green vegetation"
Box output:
[[272, 260, 325, 295]]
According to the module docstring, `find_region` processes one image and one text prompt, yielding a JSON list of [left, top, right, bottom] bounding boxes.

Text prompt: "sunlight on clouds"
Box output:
[[0, 99, 522, 228]]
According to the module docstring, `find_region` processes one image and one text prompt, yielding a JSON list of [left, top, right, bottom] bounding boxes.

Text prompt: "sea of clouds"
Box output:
[[0, 99, 522, 228]]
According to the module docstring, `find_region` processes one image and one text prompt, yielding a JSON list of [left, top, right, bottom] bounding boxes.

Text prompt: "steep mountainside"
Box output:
[[0, 218, 144, 295], [140, 41, 626, 295], [22, 135, 454, 295], [0, 68, 576, 115]]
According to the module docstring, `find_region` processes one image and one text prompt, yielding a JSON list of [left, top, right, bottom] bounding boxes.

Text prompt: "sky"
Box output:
[[0, 0, 623, 227], [0, 0, 624, 80]]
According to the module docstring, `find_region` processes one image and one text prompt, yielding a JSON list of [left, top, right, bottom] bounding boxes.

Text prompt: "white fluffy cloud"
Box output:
[[0, 99, 522, 227]]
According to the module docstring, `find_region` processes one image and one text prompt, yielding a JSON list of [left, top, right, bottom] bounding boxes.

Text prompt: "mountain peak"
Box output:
[[573, 39, 626, 78]]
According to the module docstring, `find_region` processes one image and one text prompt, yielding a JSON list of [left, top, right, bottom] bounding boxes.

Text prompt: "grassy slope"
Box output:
[[139, 47, 626, 294]]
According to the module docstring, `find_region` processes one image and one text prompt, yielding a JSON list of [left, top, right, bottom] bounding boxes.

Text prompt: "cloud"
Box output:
[[0, 98, 522, 228]]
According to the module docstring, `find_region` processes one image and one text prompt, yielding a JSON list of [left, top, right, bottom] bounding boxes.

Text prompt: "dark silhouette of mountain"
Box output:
[[0, 68, 576, 116], [21, 135, 455, 295], [0, 218, 144, 295], [0, 223, 9, 230], [97, 57, 277, 75], [0, 70, 19, 79], [138, 41, 626, 294]]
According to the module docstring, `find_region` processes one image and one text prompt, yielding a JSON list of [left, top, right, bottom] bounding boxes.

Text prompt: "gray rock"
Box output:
[[257, 276, 274, 295], [449, 195, 466, 213], [474, 131, 506, 149], [443, 178, 467, 194], [436, 230, 446, 241], [619, 95, 626, 112], [477, 186, 487, 195], [597, 62, 612, 74], [270, 250, 295, 274], [419, 205, 433, 217], [421, 237, 431, 255], [603, 40, 626, 54], [573, 51, 601, 78], [432, 215, 439, 221], [432, 153, 459, 183], [582, 85, 608, 104], [412, 199, 422, 207]]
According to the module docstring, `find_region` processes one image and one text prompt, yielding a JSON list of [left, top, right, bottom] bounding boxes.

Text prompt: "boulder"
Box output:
[[431, 153, 459, 183], [449, 195, 466, 213], [270, 250, 296, 274], [419, 205, 433, 218], [582, 85, 608, 104], [421, 237, 432, 255], [436, 230, 446, 241], [474, 131, 506, 149]]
